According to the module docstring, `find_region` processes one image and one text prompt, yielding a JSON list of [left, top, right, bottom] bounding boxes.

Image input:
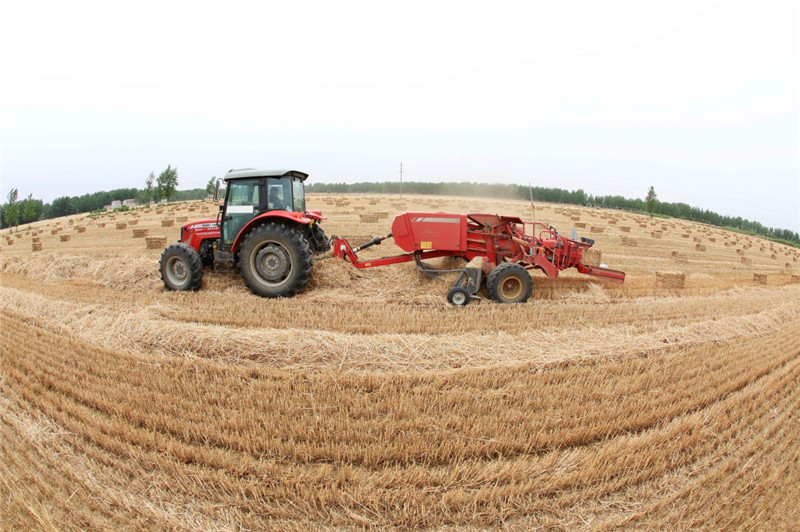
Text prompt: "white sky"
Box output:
[[1, 0, 798, 231]]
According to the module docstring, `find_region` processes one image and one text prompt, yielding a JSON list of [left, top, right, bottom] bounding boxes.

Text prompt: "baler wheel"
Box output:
[[160, 242, 204, 291], [447, 286, 471, 306], [486, 263, 532, 304]]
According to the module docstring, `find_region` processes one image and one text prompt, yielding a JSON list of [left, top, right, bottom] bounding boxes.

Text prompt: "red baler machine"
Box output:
[[332, 212, 625, 305]]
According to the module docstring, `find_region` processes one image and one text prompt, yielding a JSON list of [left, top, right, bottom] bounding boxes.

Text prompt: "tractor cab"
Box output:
[[218, 169, 309, 250]]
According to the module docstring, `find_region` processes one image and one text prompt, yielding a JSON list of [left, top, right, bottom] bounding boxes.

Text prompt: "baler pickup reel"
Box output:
[[331, 211, 625, 305]]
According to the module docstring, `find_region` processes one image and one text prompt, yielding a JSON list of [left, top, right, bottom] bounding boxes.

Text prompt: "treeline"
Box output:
[[0, 187, 207, 229], [308, 181, 800, 246]]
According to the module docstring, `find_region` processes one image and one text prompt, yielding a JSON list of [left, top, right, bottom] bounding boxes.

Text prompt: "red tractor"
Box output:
[[160, 169, 330, 297]]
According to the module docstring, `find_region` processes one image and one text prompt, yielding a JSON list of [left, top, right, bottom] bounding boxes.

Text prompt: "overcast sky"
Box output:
[[1, 0, 798, 231]]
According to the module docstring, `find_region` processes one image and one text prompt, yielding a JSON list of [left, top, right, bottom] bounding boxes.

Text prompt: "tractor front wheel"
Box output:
[[486, 263, 532, 304], [239, 223, 312, 298], [160, 242, 204, 291]]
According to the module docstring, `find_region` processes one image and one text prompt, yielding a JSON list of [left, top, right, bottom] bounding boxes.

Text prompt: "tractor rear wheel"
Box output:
[[239, 222, 312, 298], [486, 263, 532, 303], [160, 242, 204, 291]]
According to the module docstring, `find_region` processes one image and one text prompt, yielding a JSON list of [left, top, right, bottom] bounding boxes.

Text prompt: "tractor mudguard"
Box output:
[[231, 211, 316, 253]]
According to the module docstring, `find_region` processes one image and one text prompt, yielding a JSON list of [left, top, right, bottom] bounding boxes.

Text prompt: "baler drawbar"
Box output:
[[332, 211, 625, 305]]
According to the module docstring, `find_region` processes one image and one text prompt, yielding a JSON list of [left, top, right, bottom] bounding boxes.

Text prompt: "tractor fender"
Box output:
[[231, 211, 312, 253]]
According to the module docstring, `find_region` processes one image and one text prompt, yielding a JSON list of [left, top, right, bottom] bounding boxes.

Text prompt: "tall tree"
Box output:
[[22, 194, 37, 223], [205, 176, 217, 196], [156, 165, 179, 201], [645, 186, 658, 217], [3, 188, 19, 230]]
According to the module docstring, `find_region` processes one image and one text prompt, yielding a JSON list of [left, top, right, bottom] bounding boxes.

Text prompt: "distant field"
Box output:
[[2, 194, 799, 530]]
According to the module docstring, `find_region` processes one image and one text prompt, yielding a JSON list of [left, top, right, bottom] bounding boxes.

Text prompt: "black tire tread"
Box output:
[[239, 222, 313, 298], [160, 242, 204, 291], [486, 262, 533, 304]]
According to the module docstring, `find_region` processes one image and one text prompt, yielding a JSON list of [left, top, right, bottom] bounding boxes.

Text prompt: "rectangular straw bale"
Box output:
[[32, 242, 42, 252], [132, 228, 149, 238], [693, 236, 702, 243], [359, 213, 379, 223], [161, 219, 175, 227], [116, 222, 128, 230], [791, 275, 800, 284], [128, 219, 138, 225], [575, 222, 586, 228], [753, 273, 767, 285], [76, 226, 87, 233], [655, 271, 686, 289], [51, 229, 60, 235], [695, 244, 706, 252], [620, 236, 638, 247], [740, 256, 752, 265], [176, 216, 188, 222], [708, 237, 716, 242], [681, 234, 690, 238], [590, 226, 604, 233], [32, 237, 40, 243], [59, 234, 71, 242], [5, 238, 13, 245], [770, 253, 777, 259], [375, 211, 389, 219], [620, 226, 630, 232], [97, 222, 106, 228], [145, 236, 167, 249], [671, 251, 687, 262], [651, 231, 662, 239], [582, 248, 602, 267]]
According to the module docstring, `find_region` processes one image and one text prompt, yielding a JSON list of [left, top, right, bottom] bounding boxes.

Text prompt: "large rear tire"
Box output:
[[486, 263, 532, 303], [239, 222, 312, 298], [160, 242, 203, 291]]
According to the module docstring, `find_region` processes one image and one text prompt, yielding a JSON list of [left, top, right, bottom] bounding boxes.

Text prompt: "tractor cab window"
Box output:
[[266, 176, 300, 211], [223, 179, 261, 245], [292, 178, 305, 212]]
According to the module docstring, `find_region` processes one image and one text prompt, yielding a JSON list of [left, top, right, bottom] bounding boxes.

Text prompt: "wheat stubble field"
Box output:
[[1, 193, 799, 530]]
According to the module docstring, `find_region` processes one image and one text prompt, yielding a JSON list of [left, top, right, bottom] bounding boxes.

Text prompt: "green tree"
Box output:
[[205, 176, 217, 196], [645, 186, 658, 217], [3, 188, 19, 230], [22, 194, 38, 223], [156, 165, 179, 201]]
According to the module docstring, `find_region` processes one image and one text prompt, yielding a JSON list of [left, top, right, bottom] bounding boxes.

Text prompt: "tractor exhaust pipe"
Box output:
[[353, 233, 393, 253]]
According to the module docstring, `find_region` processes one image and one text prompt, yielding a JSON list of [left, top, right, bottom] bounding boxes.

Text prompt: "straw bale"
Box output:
[[161, 219, 175, 227], [14, 233, 22, 239], [50, 229, 60, 235], [620, 236, 638, 247], [146, 236, 167, 249], [76, 226, 87, 233], [375, 211, 390, 219], [708, 237, 716, 242], [590, 226, 604, 234], [770, 253, 777, 260], [116, 222, 128, 230], [740, 257, 752, 265], [32, 242, 42, 252], [651, 231, 662, 239], [60, 234, 71, 242], [693, 237, 702, 243], [575, 222, 586, 228], [671, 251, 687, 262], [5, 238, 13, 246], [128, 219, 138, 226], [753, 273, 767, 285], [176, 216, 188, 222], [583, 248, 602, 267], [132, 229, 149, 238], [655, 271, 686, 289], [69, 219, 74, 225], [681, 234, 690, 238], [607, 219, 617, 225], [32, 237, 40, 243], [695, 244, 706, 252], [791, 275, 800, 284], [97, 222, 106, 228], [359, 213, 379, 223], [571, 216, 581, 222], [620, 226, 630, 233]]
